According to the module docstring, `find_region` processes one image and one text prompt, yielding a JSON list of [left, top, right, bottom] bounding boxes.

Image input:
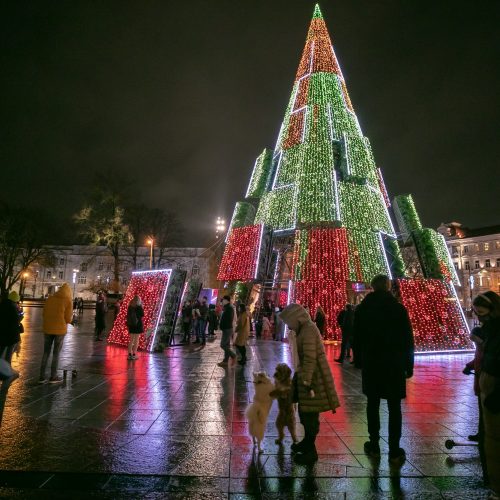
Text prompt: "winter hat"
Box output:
[[8, 291, 20, 302]]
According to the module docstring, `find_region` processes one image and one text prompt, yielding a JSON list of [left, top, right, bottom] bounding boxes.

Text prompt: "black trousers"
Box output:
[[236, 345, 246, 362], [299, 410, 320, 447], [339, 330, 351, 360], [367, 396, 402, 453]]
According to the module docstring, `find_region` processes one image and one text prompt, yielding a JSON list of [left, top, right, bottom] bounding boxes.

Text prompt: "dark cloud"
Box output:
[[1, 0, 499, 245]]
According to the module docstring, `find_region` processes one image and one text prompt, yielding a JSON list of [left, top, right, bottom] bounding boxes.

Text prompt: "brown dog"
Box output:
[[270, 363, 297, 444]]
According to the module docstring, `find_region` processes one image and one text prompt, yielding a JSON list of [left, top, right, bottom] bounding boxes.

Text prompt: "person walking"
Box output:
[[279, 303, 340, 464], [126, 295, 144, 360], [353, 275, 414, 464], [217, 295, 236, 367], [234, 303, 250, 365], [94, 292, 107, 341], [181, 300, 193, 343], [196, 296, 209, 346], [473, 291, 500, 498], [0, 291, 23, 377], [39, 283, 73, 384], [335, 303, 355, 363]]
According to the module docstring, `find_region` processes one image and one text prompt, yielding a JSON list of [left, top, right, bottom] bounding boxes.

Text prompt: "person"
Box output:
[[192, 300, 200, 343], [73, 297, 78, 312], [126, 295, 144, 360], [195, 296, 209, 346], [207, 303, 218, 337], [314, 305, 326, 338], [0, 291, 23, 375], [473, 291, 500, 498], [262, 314, 271, 339], [78, 297, 84, 315], [94, 292, 107, 341], [463, 326, 488, 483], [274, 307, 286, 342], [335, 303, 355, 363], [279, 303, 340, 463], [114, 299, 121, 321], [217, 295, 236, 367], [181, 300, 193, 343], [234, 303, 250, 365], [39, 283, 73, 384], [353, 274, 414, 464]]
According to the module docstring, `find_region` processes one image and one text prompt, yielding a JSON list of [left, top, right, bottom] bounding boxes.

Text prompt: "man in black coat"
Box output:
[[354, 275, 414, 464]]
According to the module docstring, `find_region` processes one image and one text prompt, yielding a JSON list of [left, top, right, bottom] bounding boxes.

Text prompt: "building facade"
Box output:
[[18, 245, 218, 300], [438, 222, 500, 309]]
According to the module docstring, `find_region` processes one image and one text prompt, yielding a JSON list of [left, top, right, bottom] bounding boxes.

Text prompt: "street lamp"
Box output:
[[147, 238, 154, 269], [20, 272, 29, 300], [215, 217, 226, 239]]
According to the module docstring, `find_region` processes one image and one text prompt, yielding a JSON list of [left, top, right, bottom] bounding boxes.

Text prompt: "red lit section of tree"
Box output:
[[217, 225, 263, 281]]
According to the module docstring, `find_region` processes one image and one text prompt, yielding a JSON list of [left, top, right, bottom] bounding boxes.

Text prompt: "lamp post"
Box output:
[[20, 272, 29, 300], [215, 217, 226, 240], [147, 238, 154, 270]]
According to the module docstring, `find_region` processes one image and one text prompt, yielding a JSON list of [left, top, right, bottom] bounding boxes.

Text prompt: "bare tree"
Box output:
[[0, 202, 55, 298], [150, 209, 185, 269]]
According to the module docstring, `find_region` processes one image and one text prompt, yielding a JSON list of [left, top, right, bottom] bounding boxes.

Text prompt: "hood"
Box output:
[[279, 303, 311, 332], [54, 283, 72, 300]]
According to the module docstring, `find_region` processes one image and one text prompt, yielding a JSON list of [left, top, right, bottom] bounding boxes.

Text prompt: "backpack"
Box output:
[[126, 307, 138, 330]]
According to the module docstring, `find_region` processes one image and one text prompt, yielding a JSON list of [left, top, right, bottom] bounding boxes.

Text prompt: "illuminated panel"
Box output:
[[397, 279, 472, 352], [107, 270, 172, 352], [245, 148, 273, 199], [217, 225, 263, 281]]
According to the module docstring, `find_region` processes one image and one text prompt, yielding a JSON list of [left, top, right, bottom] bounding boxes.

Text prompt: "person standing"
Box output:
[[39, 283, 73, 384], [335, 303, 355, 363], [261, 314, 271, 339], [234, 303, 250, 365], [126, 295, 144, 360], [207, 304, 218, 337], [181, 300, 193, 343], [279, 303, 340, 463], [473, 291, 500, 498], [353, 275, 414, 464], [217, 295, 236, 367], [314, 305, 326, 339], [274, 307, 286, 342], [94, 292, 107, 341], [78, 298, 84, 315], [196, 296, 209, 346], [0, 291, 23, 366]]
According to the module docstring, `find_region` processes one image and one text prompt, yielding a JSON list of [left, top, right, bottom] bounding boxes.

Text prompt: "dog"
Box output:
[[270, 363, 297, 445], [246, 371, 274, 453]]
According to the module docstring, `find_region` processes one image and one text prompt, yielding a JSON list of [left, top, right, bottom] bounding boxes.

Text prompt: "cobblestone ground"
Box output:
[[0, 306, 488, 499]]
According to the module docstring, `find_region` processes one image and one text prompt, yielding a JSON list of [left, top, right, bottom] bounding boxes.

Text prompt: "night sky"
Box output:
[[2, 1, 499, 246]]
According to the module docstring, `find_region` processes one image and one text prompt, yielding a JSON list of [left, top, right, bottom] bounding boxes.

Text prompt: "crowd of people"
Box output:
[[0, 275, 498, 497]]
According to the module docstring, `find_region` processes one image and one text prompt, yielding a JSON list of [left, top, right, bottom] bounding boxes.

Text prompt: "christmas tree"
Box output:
[[218, 5, 470, 351]]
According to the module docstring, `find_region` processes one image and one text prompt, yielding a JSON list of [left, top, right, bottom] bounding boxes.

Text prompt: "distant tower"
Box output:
[[218, 4, 470, 351]]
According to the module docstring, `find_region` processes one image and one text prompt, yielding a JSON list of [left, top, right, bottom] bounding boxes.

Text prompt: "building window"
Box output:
[[475, 260, 480, 269], [46, 270, 52, 278], [484, 242, 490, 251], [106, 263, 112, 271], [486, 259, 491, 268], [58, 271, 63, 279], [453, 262, 459, 271], [451, 245, 458, 256], [80, 262, 88, 272], [98, 262, 103, 271], [497, 258, 500, 267], [192, 264, 200, 276], [137, 262, 143, 269], [463, 245, 469, 254], [496, 241, 500, 250], [474, 244, 480, 252], [465, 261, 470, 271], [59, 258, 65, 266], [78, 275, 87, 284]]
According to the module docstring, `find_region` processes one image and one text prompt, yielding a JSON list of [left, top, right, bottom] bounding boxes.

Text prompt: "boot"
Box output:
[[294, 440, 318, 464]]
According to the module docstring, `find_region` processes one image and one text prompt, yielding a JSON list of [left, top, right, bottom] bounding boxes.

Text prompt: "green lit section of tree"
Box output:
[[228, 202, 256, 232], [254, 186, 295, 229], [393, 194, 423, 241], [245, 148, 273, 199], [348, 230, 389, 282]]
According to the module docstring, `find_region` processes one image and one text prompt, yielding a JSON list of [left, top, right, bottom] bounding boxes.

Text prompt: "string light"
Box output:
[[397, 279, 472, 351], [107, 270, 172, 352], [393, 194, 422, 241], [228, 202, 256, 233], [246, 148, 273, 199], [217, 225, 263, 281]]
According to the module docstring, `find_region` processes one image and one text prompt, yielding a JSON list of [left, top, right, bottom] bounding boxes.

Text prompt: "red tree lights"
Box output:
[[397, 279, 472, 352], [107, 270, 172, 352], [217, 225, 263, 281]]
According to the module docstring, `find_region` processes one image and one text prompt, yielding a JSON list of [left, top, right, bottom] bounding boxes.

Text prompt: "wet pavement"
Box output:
[[0, 307, 488, 498]]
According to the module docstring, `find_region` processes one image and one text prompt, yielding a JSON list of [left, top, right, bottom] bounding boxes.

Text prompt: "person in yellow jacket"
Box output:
[[39, 283, 73, 384]]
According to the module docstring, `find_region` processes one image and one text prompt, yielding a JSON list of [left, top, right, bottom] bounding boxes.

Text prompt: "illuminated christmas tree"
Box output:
[[218, 4, 470, 351]]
